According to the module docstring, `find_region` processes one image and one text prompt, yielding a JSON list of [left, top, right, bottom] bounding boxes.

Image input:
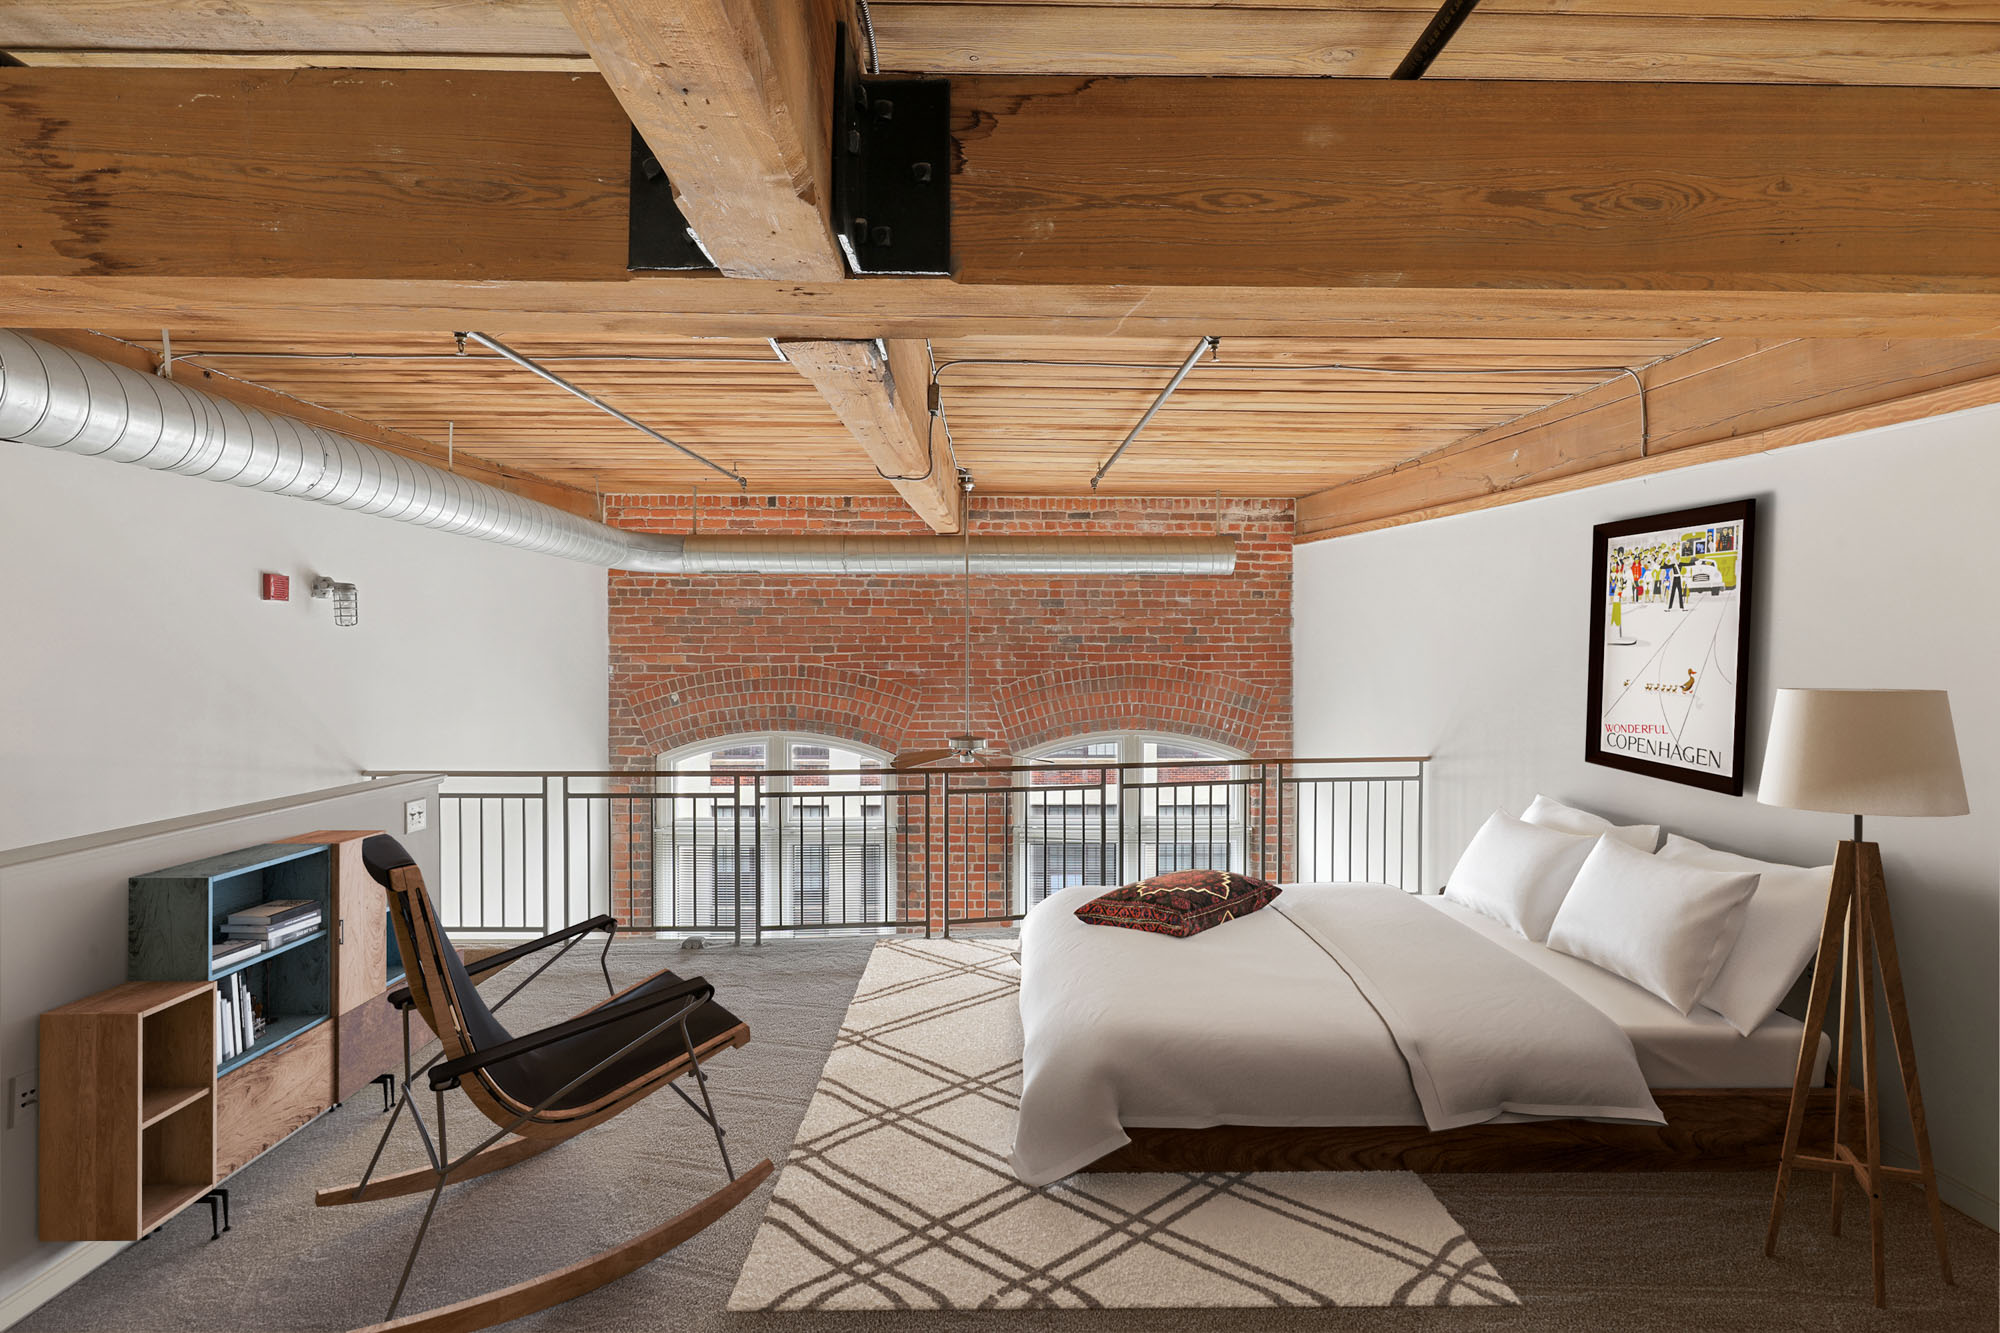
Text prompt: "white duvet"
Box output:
[[1012, 882, 1663, 1186]]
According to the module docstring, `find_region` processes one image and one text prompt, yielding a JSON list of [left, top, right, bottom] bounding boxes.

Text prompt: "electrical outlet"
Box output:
[[405, 798, 428, 835], [5, 1072, 36, 1130]]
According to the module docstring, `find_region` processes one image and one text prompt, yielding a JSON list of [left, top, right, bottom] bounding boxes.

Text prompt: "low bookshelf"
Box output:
[[39, 980, 216, 1241]]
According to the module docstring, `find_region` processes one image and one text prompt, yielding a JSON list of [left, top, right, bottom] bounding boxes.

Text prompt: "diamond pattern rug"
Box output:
[[728, 936, 1518, 1310]]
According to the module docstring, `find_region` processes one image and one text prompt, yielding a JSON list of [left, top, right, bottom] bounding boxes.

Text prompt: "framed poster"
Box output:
[[1586, 499, 1756, 794]]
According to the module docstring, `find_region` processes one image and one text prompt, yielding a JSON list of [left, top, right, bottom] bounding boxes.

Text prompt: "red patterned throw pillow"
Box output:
[[1073, 869, 1282, 938]]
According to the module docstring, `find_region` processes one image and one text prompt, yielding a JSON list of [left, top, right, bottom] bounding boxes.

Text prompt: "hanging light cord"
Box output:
[[857, 0, 881, 73], [871, 339, 959, 485], [962, 491, 973, 736]]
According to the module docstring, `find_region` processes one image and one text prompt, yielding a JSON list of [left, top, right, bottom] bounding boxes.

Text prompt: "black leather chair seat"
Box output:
[[481, 971, 743, 1113]]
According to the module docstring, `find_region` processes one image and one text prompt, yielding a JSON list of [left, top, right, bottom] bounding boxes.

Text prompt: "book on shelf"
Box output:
[[223, 899, 320, 931], [222, 915, 321, 944], [221, 921, 321, 951], [222, 910, 320, 930], [235, 976, 253, 1051], [213, 973, 263, 1065], [222, 912, 321, 934], [211, 938, 261, 968]]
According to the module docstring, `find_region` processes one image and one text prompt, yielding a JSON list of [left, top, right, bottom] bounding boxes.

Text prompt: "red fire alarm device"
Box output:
[[261, 572, 291, 602]]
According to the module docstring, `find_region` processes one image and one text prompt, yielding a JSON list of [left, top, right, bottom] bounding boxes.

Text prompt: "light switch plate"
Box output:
[[405, 799, 428, 834]]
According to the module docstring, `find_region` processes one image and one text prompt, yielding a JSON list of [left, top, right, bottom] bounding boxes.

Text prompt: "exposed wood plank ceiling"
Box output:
[[4, 1, 1993, 531], [6, 2, 1998, 85], [87, 330, 1699, 496]]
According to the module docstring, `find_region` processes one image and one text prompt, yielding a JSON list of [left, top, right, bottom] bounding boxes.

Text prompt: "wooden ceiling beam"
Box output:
[[554, 0, 847, 280], [5, 278, 1997, 343], [1295, 338, 2000, 540], [3, 68, 1997, 329], [778, 338, 962, 532]]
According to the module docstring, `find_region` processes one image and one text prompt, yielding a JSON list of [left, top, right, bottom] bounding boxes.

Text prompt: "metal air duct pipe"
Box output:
[[0, 330, 1235, 577]]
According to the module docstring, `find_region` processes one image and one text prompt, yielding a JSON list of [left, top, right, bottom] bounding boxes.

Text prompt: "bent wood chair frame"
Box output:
[[321, 847, 766, 1332]]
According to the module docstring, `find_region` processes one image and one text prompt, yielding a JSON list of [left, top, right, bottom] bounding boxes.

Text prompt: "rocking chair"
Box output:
[[315, 835, 770, 1333]]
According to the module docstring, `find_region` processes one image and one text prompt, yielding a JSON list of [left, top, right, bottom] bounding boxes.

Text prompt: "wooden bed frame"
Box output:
[[1083, 1087, 1848, 1173]]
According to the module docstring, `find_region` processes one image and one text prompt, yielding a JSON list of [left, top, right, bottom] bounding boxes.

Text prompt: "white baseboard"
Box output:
[[1937, 1170, 1999, 1233], [0, 1242, 125, 1332]]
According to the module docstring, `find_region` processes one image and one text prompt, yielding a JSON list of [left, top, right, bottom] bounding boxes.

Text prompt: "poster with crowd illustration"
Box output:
[[1586, 499, 1756, 794]]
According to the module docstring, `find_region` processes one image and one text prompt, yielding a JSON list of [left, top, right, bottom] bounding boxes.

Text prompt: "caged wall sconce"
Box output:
[[310, 576, 359, 627]]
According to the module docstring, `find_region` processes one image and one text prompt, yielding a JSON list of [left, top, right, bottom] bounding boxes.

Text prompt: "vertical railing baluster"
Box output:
[[941, 770, 952, 938]]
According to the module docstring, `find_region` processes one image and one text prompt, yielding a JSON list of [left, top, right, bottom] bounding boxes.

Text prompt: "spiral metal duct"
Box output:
[[0, 330, 1235, 577], [663, 533, 1235, 576]]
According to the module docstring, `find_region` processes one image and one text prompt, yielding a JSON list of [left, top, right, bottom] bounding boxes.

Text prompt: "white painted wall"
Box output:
[[0, 442, 609, 850], [1294, 404, 2000, 1227]]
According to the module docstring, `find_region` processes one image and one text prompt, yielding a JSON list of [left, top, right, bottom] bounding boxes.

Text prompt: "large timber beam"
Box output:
[[778, 338, 961, 532], [1296, 339, 2000, 540], [555, 0, 847, 280], [2, 69, 1998, 338], [2, 281, 1996, 343]]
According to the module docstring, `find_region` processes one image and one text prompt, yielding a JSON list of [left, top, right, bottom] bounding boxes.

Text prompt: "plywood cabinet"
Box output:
[[215, 1020, 335, 1177], [39, 981, 216, 1241], [279, 831, 403, 1102]]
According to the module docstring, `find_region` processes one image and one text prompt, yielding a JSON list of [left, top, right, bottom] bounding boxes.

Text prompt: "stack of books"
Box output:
[[214, 972, 265, 1064], [210, 936, 262, 969], [221, 899, 322, 952]]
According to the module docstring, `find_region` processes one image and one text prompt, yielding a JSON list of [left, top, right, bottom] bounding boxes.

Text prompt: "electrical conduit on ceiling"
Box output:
[[0, 330, 1235, 577]]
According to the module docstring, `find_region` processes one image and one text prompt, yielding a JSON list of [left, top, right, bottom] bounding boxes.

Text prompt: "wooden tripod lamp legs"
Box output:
[[1765, 840, 1952, 1307]]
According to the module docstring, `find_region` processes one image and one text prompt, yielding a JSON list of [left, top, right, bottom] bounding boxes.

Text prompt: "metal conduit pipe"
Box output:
[[652, 533, 1235, 576], [0, 330, 1236, 577]]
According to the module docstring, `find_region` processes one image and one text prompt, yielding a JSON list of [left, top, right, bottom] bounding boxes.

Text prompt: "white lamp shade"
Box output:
[[1759, 688, 1969, 817]]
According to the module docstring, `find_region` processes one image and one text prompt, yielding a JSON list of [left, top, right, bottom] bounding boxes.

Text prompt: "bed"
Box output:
[[1014, 882, 1833, 1185]]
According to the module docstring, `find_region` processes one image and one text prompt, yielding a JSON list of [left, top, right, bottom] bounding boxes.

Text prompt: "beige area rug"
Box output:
[[729, 936, 1518, 1310]]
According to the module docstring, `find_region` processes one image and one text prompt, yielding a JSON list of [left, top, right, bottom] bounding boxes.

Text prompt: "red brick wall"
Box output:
[[603, 493, 1294, 924]]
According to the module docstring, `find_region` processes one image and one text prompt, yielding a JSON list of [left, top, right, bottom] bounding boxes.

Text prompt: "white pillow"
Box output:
[[1442, 811, 1598, 942], [1656, 834, 1834, 1036], [1546, 836, 1759, 1014], [1521, 794, 1661, 852]]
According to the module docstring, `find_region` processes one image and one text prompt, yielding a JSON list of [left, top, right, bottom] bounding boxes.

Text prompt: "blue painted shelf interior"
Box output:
[[129, 843, 333, 1074]]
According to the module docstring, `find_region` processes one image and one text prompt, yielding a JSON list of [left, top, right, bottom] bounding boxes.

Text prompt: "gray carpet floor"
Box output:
[[17, 936, 1996, 1333]]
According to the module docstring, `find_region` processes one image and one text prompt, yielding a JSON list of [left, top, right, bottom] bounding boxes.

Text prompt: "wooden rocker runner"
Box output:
[[317, 835, 771, 1332]]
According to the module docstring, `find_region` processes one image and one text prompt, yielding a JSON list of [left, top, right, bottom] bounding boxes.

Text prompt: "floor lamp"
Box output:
[[1759, 688, 1967, 1307]]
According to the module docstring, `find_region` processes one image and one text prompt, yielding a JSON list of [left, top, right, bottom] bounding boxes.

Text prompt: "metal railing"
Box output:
[[369, 756, 1425, 939]]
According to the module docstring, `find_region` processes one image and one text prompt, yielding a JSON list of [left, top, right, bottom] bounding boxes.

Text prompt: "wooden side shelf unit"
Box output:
[[40, 980, 216, 1242]]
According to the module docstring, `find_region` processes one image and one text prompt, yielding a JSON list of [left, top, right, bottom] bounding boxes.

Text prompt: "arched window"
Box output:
[[1016, 731, 1247, 908], [655, 733, 892, 935]]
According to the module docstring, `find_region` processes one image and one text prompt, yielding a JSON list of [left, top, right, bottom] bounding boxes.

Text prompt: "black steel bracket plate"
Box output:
[[833, 25, 952, 276], [628, 128, 717, 272]]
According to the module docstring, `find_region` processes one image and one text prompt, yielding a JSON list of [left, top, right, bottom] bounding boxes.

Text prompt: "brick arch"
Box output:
[[994, 663, 1274, 756], [617, 665, 922, 760]]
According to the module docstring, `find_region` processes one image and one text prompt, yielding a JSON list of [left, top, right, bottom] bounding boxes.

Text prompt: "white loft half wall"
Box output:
[[1293, 402, 2000, 1228], [0, 441, 609, 850], [0, 775, 445, 1330]]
